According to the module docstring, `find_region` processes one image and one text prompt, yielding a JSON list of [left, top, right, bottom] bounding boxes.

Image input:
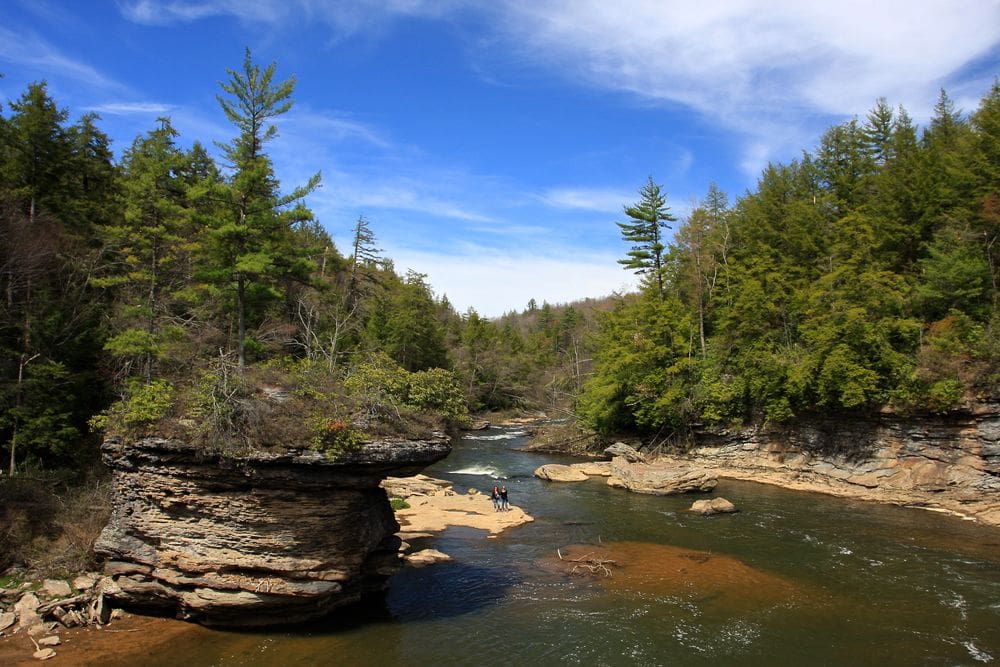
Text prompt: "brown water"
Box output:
[[108, 426, 1000, 666]]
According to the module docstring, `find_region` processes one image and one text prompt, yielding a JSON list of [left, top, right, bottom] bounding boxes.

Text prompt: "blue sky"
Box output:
[[2, 1, 999, 316]]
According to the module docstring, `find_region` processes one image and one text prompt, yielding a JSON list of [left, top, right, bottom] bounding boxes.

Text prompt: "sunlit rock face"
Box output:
[[680, 402, 1000, 525], [95, 435, 449, 627]]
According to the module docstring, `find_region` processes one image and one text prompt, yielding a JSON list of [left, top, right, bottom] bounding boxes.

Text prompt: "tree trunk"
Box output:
[[237, 274, 246, 369], [9, 353, 40, 477]]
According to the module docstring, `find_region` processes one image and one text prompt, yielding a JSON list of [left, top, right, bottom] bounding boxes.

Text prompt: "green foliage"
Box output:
[[389, 497, 410, 510], [309, 416, 365, 459], [407, 368, 467, 421], [91, 379, 175, 435], [344, 352, 468, 427], [119, 380, 175, 426]]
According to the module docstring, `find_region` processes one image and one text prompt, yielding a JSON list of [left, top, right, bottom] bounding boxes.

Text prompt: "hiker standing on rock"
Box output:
[[491, 484, 501, 512], [500, 485, 509, 511]]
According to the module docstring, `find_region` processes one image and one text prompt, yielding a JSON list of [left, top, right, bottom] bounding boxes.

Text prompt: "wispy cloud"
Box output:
[[494, 1, 1000, 171], [87, 101, 175, 115], [540, 187, 633, 213], [0, 25, 122, 91], [276, 108, 392, 150], [118, 0, 459, 32]]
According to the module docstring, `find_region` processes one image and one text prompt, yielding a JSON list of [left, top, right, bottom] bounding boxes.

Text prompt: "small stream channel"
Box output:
[[117, 425, 1000, 666]]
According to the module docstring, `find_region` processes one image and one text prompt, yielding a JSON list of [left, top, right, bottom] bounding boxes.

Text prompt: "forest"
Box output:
[[1, 49, 998, 480], [580, 86, 1000, 442]]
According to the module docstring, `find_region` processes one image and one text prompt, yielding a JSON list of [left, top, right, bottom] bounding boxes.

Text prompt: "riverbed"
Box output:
[[103, 424, 1000, 666]]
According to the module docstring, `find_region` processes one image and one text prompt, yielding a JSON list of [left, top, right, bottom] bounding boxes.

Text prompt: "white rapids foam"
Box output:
[[462, 430, 528, 441], [963, 641, 993, 663], [449, 465, 506, 478]]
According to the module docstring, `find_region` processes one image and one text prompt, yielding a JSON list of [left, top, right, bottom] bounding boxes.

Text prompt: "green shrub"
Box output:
[[309, 416, 365, 459]]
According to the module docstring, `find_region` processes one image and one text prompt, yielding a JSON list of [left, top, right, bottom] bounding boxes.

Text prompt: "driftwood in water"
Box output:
[[557, 548, 618, 577]]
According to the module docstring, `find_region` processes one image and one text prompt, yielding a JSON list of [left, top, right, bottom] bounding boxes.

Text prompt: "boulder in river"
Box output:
[[607, 457, 717, 495], [405, 549, 452, 567], [690, 497, 738, 516], [535, 464, 589, 482], [571, 461, 613, 477]]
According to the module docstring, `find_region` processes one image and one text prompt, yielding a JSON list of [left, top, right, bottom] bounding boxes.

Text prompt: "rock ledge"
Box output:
[[94, 435, 449, 627]]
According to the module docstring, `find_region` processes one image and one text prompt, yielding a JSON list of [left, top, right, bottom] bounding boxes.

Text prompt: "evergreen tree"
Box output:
[[96, 118, 190, 384], [617, 176, 676, 301], [205, 49, 320, 367]]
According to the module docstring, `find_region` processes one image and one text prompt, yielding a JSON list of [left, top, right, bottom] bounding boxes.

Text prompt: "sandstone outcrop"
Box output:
[[607, 457, 717, 495], [534, 464, 589, 482], [677, 402, 1000, 525], [571, 461, 612, 477], [690, 497, 738, 516], [94, 435, 449, 627], [394, 491, 533, 535]]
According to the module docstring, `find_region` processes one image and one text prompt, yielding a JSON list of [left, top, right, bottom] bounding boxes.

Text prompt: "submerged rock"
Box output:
[[607, 457, 717, 495], [690, 497, 738, 516], [94, 435, 449, 627]]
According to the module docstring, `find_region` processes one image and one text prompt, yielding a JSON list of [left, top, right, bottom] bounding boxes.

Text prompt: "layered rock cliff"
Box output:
[[94, 435, 450, 627], [672, 402, 1000, 526]]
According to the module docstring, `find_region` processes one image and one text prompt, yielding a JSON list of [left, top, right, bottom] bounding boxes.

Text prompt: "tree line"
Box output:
[[581, 86, 1000, 440]]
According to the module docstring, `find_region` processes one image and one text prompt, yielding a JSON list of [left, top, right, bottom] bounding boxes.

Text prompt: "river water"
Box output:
[[129, 425, 1000, 666]]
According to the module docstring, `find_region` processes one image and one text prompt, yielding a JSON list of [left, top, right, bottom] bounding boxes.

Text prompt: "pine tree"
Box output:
[[206, 49, 320, 367], [96, 118, 190, 384], [617, 176, 676, 301]]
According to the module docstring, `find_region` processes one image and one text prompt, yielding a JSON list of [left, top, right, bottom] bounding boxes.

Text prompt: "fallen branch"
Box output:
[[557, 549, 618, 577], [36, 594, 90, 616]]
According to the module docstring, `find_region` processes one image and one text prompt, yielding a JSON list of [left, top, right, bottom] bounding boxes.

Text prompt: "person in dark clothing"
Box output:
[[491, 484, 501, 512], [500, 485, 509, 511]]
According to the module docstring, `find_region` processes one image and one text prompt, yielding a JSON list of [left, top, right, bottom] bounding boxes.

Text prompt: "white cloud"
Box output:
[[88, 101, 175, 115], [386, 246, 635, 316], [493, 0, 1000, 171], [118, 0, 459, 31], [277, 109, 392, 149], [0, 26, 122, 91], [540, 187, 634, 213]]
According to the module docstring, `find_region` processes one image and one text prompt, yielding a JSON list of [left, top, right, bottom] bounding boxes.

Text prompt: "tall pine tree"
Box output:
[[617, 176, 676, 301], [205, 49, 320, 367]]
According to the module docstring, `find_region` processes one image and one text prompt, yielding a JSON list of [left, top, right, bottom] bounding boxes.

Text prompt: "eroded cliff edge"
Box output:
[[94, 435, 450, 627], [669, 402, 1000, 526]]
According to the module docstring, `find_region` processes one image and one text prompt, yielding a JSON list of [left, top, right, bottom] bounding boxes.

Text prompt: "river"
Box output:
[[122, 424, 1000, 666]]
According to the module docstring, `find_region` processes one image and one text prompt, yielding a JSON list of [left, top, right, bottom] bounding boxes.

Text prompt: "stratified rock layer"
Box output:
[[679, 403, 1000, 525], [94, 435, 449, 627]]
